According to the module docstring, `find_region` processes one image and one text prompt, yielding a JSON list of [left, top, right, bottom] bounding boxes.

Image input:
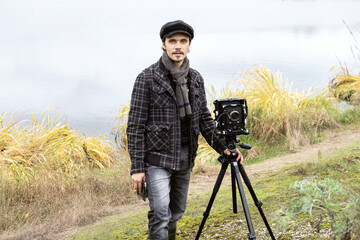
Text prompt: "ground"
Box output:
[[51, 126, 360, 240]]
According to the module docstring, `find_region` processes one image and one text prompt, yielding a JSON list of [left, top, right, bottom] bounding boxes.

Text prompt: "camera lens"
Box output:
[[229, 111, 240, 121]]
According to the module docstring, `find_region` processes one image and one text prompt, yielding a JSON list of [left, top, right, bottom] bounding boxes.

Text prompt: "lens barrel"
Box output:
[[229, 111, 240, 121]]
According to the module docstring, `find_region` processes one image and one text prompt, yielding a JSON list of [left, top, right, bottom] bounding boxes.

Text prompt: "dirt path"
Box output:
[[188, 127, 360, 197]]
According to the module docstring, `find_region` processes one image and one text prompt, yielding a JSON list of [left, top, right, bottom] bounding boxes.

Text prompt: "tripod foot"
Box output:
[[248, 232, 256, 239]]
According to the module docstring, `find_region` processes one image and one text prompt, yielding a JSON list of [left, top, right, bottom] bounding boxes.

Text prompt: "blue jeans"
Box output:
[[145, 146, 191, 240]]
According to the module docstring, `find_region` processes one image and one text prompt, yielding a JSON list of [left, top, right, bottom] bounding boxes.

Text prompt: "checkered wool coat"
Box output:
[[127, 58, 227, 175]]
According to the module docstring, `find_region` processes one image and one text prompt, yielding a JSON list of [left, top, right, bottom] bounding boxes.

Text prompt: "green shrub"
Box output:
[[287, 178, 359, 239]]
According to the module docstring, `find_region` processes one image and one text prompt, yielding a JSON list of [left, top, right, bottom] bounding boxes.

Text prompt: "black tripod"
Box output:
[[195, 136, 276, 240]]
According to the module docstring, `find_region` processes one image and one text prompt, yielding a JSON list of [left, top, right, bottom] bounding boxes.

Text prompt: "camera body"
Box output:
[[213, 98, 249, 136]]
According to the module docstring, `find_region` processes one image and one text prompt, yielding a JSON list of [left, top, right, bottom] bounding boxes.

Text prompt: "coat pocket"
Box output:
[[151, 85, 172, 108], [145, 123, 170, 152]]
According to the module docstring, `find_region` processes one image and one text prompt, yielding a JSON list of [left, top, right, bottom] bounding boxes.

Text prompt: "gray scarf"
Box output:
[[161, 51, 192, 118]]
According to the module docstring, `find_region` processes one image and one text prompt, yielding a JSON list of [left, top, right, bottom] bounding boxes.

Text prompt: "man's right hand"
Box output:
[[132, 172, 146, 193]]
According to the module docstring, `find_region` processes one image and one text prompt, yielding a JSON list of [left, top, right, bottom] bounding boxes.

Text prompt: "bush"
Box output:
[[330, 67, 360, 105], [283, 178, 360, 239], [0, 111, 133, 236]]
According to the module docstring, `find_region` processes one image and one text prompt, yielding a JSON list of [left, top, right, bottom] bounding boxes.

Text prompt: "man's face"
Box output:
[[162, 33, 191, 67]]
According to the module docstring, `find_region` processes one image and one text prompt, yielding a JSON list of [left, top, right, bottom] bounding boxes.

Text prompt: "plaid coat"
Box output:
[[127, 58, 226, 175]]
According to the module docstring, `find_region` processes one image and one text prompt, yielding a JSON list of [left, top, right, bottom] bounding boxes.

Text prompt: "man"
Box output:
[[127, 20, 243, 240]]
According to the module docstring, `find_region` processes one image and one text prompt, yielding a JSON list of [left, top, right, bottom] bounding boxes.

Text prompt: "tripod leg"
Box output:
[[195, 161, 229, 240], [231, 164, 237, 213], [238, 164, 276, 240], [232, 162, 256, 240]]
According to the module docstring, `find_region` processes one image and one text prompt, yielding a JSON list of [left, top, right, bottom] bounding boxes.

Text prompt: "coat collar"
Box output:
[[154, 57, 199, 103], [154, 57, 176, 100]]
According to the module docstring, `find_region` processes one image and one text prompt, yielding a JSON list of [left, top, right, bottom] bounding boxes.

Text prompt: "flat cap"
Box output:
[[160, 20, 194, 40]]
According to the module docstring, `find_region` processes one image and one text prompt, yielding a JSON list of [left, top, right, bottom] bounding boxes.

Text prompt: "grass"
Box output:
[[220, 66, 339, 147], [330, 66, 360, 104], [194, 65, 357, 165], [70, 142, 360, 239], [0, 111, 135, 239]]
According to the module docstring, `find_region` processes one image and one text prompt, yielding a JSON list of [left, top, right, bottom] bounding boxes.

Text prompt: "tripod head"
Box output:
[[218, 134, 252, 164]]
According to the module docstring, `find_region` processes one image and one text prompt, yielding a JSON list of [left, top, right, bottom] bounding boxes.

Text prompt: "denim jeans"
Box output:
[[145, 145, 191, 240]]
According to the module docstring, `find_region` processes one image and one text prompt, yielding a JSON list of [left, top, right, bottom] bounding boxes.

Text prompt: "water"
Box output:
[[0, 0, 360, 138]]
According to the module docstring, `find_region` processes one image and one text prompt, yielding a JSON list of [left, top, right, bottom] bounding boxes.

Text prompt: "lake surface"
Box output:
[[1, 0, 360, 138]]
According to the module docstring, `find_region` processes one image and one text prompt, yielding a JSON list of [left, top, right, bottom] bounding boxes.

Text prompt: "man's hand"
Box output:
[[132, 172, 146, 193], [224, 148, 244, 165]]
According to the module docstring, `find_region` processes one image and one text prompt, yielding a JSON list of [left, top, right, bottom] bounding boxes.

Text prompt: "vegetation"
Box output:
[[70, 142, 360, 240], [201, 66, 360, 164], [274, 145, 360, 240], [329, 22, 360, 105], [1, 64, 360, 239], [0, 111, 135, 239], [114, 103, 130, 150], [287, 178, 359, 239], [330, 66, 360, 104], [217, 66, 338, 147]]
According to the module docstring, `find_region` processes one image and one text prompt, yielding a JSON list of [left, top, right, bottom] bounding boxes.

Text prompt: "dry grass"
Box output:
[[215, 66, 339, 149], [0, 111, 134, 239], [330, 66, 360, 104], [193, 66, 342, 162], [114, 103, 130, 150]]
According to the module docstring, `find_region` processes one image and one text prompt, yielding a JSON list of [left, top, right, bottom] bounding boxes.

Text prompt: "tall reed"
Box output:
[[1, 112, 114, 179], [330, 66, 360, 104], [0, 111, 132, 235], [196, 66, 340, 160], [233, 66, 338, 146], [114, 103, 130, 150]]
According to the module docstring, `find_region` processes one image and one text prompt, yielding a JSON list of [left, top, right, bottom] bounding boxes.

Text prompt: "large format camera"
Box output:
[[214, 98, 249, 136]]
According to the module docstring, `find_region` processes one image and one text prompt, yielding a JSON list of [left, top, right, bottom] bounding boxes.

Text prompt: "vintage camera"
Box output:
[[213, 98, 249, 136]]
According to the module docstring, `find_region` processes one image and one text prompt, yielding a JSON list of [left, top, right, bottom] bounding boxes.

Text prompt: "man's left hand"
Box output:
[[224, 148, 244, 165]]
